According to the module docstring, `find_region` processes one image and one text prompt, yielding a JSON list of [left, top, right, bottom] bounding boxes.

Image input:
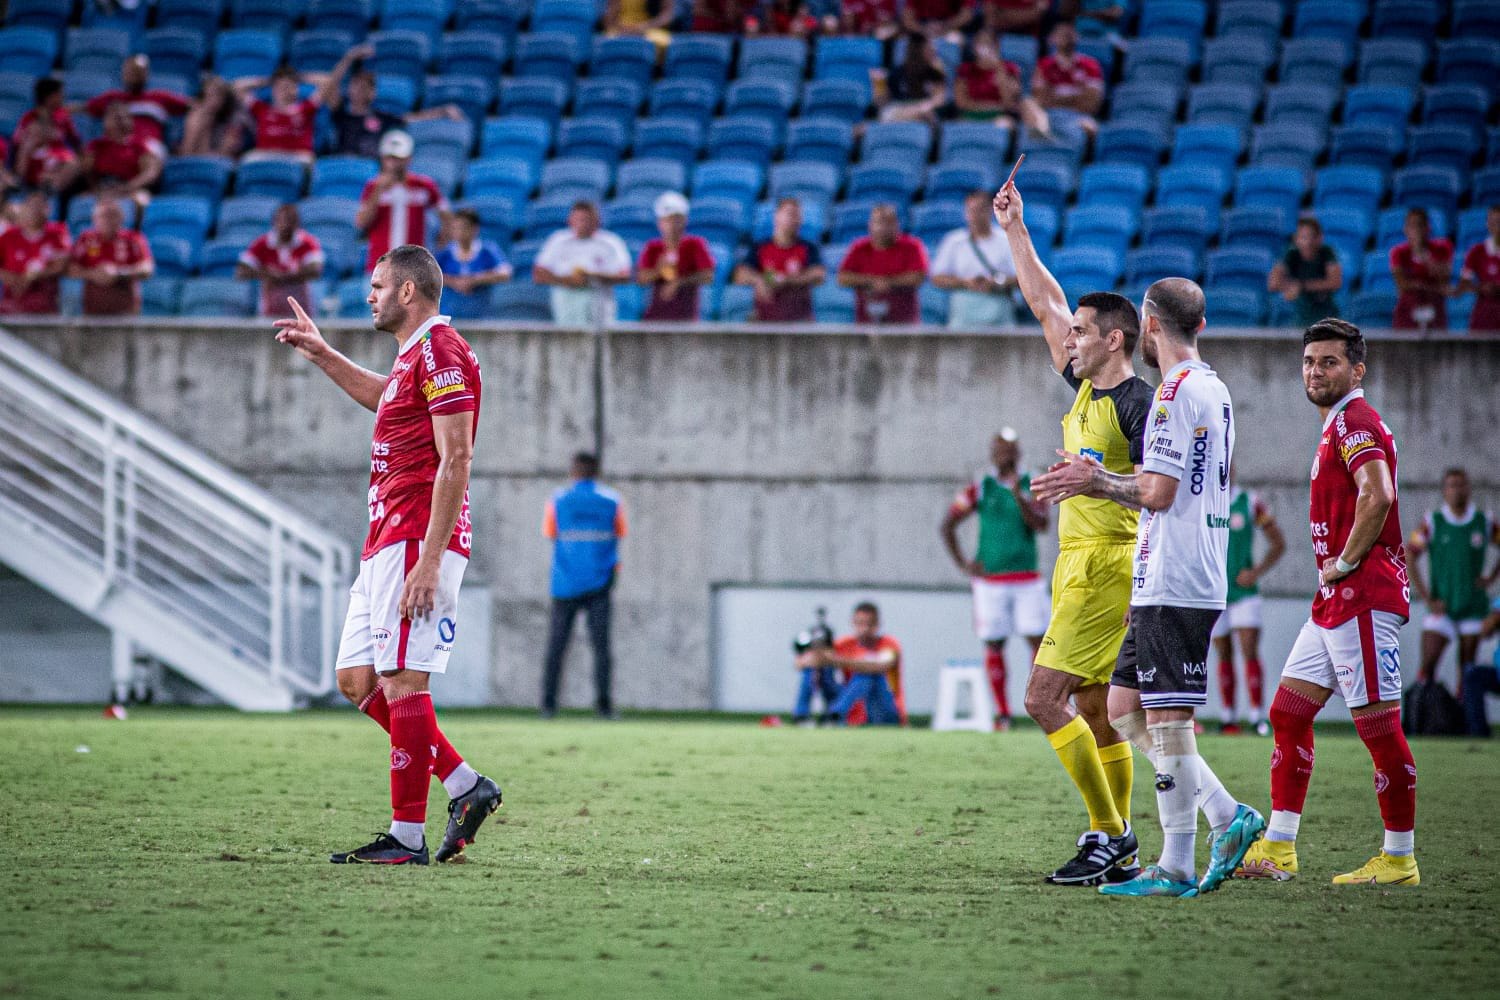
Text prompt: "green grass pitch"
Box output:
[[5, 707, 1498, 1000]]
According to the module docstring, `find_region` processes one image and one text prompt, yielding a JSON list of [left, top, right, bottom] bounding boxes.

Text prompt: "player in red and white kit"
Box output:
[[273, 244, 502, 866], [357, 130, 449, 273], [1237, 319, 1419, 886]]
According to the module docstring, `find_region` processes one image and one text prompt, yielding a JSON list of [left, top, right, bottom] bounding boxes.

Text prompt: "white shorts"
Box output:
[[1421, 613, 1484, 640], [336, 540, 468, 675], [1280, 610, 1407, 709], [972, 575, 1050, 641], [1210, 595, 1264, 638]]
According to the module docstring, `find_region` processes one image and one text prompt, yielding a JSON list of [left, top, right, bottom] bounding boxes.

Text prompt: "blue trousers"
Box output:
[[1463, 664, 1500, 737], [831, 673, 901, 725], [794, 667, 841, 719]]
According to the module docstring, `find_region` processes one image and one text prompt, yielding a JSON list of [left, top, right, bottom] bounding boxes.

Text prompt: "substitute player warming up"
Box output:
[[274, 245, 503, 866], [1236, 319, 1419, 887]]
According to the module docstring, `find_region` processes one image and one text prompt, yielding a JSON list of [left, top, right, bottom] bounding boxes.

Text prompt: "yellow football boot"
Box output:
[[1233, 838, 1298, 881], [1331, 852, 1420, 886]]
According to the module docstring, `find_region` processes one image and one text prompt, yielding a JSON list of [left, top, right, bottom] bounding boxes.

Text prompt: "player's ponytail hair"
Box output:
[[1303, 318, 1366, 366]]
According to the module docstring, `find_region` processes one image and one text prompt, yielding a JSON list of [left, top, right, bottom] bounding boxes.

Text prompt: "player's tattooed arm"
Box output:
[[1086, 468, 1145, 510]]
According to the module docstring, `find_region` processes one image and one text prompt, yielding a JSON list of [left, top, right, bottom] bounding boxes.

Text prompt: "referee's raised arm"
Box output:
[[994, 181, 1072, 374]]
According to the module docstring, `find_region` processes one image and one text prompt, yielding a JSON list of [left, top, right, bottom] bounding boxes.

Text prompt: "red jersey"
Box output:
[[1035, 53, 1104, 96], [85, 134, 153, 184], [85, 89, 191, 147], [958, 60, 1024, 105], [71, 227, 152, 315], [1461, 238, 1500, 332], [840, 234, 928, 323], [842, 0, 898, 30], [12, 106, 81, 150], [247, 98, 319, 154], [747, 238, 821, 322], [21, 139, 77, 187], [833, 634, 907, 726], [239, 229, 325, 318], [905, 0, 974, 19], [639, 235, 714, 321], [360, 172, 448, 272], [1389, 238, 1453, 330], [0, 222, 72, 315], [366, 317, 482, 560], [1308, 390, 1409, 628]]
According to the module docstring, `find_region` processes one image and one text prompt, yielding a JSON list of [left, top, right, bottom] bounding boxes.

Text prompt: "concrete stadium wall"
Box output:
[[8, 318, 1499, 709]]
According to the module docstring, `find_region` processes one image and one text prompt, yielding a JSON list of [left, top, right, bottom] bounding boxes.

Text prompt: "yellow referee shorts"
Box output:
[[1034, 541, 1134, 687]]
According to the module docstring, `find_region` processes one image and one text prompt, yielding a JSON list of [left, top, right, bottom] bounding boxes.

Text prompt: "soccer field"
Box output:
[[6, 708, 1497, 1000]]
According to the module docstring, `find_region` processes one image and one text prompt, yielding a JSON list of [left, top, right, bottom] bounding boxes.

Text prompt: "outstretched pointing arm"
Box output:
[[273, 297, 387, 412], [993, 181, 1073, 374]]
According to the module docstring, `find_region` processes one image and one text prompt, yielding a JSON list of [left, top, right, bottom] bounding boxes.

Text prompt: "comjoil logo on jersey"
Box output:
[[1189, 427, 1210, 495]]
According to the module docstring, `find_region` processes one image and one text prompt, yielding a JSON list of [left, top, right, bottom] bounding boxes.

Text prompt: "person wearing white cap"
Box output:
[[637, 191, 714, 321], [533, 200, 633, 327], [355, 129, 450, 273]]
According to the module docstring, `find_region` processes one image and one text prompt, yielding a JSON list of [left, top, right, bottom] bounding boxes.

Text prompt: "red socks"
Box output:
[[1245, 658, 1264, 711], [985, 646, 1010, 718], [1268, 685, 1320, 815], [1354, 706, 1417, 834], [387, 691, 439, 823], [1218, 657, 1237, 717], [359, 686, 464, 782]]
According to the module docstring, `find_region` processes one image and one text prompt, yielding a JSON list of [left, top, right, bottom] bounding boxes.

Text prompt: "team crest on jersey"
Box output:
[[1152, 404, 1170, 427], [383, 378, 400, 403]]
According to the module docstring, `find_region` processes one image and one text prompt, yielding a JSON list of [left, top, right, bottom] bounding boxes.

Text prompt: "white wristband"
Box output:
[[1334, 556, 1361, 575]]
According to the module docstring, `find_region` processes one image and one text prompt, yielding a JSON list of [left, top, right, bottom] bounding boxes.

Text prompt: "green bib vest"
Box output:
[[976, 473, 1039, 575], [1225, 489, 1258, 604], [1427, 507, 1491, 620]]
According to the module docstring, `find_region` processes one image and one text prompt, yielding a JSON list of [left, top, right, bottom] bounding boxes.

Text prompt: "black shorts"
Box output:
[[1111, 605, 1222, 710]]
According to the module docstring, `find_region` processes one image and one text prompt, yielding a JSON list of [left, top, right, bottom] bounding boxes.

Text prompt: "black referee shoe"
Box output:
[[329, 832, 429, 866], [435, 775, 503, 863], [1046, 824, 1138, 885]]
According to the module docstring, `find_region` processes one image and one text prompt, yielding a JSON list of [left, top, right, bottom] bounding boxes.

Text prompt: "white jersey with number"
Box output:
[[1132, 359, 1235, 609]]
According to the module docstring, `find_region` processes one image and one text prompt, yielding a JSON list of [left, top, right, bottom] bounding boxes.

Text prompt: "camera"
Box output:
[[793, 606, 834, 654]]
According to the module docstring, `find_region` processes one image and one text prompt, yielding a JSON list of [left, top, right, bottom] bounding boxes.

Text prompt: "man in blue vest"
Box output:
[[541, 451, 627, 719]]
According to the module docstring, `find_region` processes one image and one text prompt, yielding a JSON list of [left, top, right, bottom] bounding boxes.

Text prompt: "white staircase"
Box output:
[[0, 328, 352, 710]]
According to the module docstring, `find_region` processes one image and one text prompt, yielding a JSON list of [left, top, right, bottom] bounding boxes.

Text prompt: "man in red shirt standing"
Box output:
[[1237, 318, 1419, 886], [236, 203, 325, 318], [1032, 22, 1106, 137], [234, 66, 323, 164], [273, 245, 503, 866], [0, 191, 72, 315], [80, 103, 162, 205], [637, 191, 715, 322], [1457, 205, 1500, 333], [1388, 207, 1453, 331], [733, 197, 827, 322], [838, 203, 928, 324], [357, 130, 449, 274], [84, 55, 191, 156], [68, 195, 154, 316]]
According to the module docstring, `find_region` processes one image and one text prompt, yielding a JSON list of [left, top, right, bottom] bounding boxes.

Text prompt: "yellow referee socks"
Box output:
[[1097, 739, 1134, 828], [1047, 715, 1125, 836]]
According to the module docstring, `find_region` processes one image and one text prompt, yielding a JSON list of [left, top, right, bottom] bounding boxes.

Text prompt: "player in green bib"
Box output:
[[1210, 477, 1285, 734], [1409, 468, 1500, 698], [942, 428, 1051, 730]]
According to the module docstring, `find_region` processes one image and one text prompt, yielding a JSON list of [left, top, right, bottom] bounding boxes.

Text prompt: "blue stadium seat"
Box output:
[[1142, 206, 1215, 256], [1343, 86, 1416, 133], [911, 201, 965, 248], [769, 161, 839, 205], [1359, 250, 1395, 293], [1437, 40, 1500, 97], [707, 116, 778, 167], [1065, 204, 1138, 258], [145, 28, 207, 82], [1020, 118, 1089, 172], [1024, 203, 1060, 251], [464, 156, 533, 209], [1473, 167, 1500, 209], [162, 156, 234, 203], [424, 75, 495, 125], [831, 200, 904, 244], [1314, 166, 1388, 216], [439, 32, 508, 81], [410, 150, 464, 196], [717, 284, 755, 322], [1316, 205, 1376, 251], [649, 79, 720, 128], [141, 277, 183, 317], [180, 276, 256, 317], [1214, 1, 1282, 43], [232, 0, 305, 31], [331, 275, 370, 317], [458, 193, 519, 244], [288, 29, 356, 73], [601, 200, 658, 244], [1153, 164, 1228, 223], [309, 156, 377, 200], [1205, 246, 1276, 291], [372, 76, 418, 116], [1349, 289, 1397, 328], [65, 27, 130, 76], [481, 114, 551, 164], [540, 156, 611, 201], [63, 69, 115, 104], [692, 161, 765, 209], [1108, 81, 1181, 126], [1250, 122, 1326, 172], [1201, 35, 1275, 87], [1221, 205, 1292, 254], [1234, 167, 1306, 224], [1264, 85, 1340, 132], [1124, 37, 1194, 85], [513, 32, 581, 85], [689, 197, 748, 247], [452, 0, 526, 40], [1052, 246, 1124, 293], [1095, 122, 1168, 170], [919, 285, 950, 326], [311, 227, 362, 279], [1280, 38, 1349, 91], [213, 29, 283, 80], [925, 165, 996, 203], [590, 36, 655, 88], [217, 195, 283, 242], [1015, 159, 1075, 216], [499, 78, 569, 125], [938, 122, 1012, 165], [785, 118, 855, 169], [751, 198, 827, 242], [863, 121, 932, 163], [490, 282, 553, 321], [144, 195, 215, 245], [1371, 0, 1441, 39], [738, 37, 807, 85], [1187, 84, 1259, 129], [556, 117, 628, 165], [857, 146, 925, 183], [0, 26, 59, 77], [573, 79, 643, 131], [846, 165, 919, 206], [1422, 85, 1490, 138], [307, 0, 374, 33], [523, 194, 577, 239], [724, 79, 798, 136], [1206, 287, 1267, 326], [632, 116, 704, 169], [298, 195, 361, 232], [377, 0, 445, 47], [235, 159, 306, 202], [800, 79, 867, 125], [1139, 1, 1208, 58], [1075, 36, 1116, 79], [1329, 125, 1402, 171], [1127, 244, 1200, 285], [5, 0, 76, 33], [1171, 124, 1244, 176], [1357, 38, 1427, 89], [813, 281, 856, 323], [149, 236, 198, 278], [1392, 165, 1463, 219], [665, 34, 734, 86], [615, 158, 688, 202], [1078, 163, 1151, 207], [1292, 0, 1364, 48], [998, 33, 1038, 82], [1407, 125, 1480, 173], [1456, 207, 1490, 254], [195, 238, 246, 277], [814, 37, 882, 84]]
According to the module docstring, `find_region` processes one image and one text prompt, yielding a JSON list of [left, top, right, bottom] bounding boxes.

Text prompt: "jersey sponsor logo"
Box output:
[[438, 617, 457, 644], [1205, 513, 1230, 529], [1157, 369, 1190, 401], [1148, 440, 1182, 462], [373, 627, 391, 650], [1338, 430, 1378, 464], [421, 331, 437, 373], [1139, 667, 1156, 684], [1080, 447, 1104, 463], [1189, 427, 1210, 495], [421, 367, 468, 402], [1154, 770, 1175, 791], [1379, 646, 1401, 681], [1182, 661, 1206, 677]]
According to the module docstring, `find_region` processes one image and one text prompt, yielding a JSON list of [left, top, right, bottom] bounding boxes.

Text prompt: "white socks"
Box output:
[[1384, 829, 1414, 856], [389, 820, 425, 851], [1116, 710, 1240, 835], [1266, 810, 1301, 843], [1150, 720, 1200, 880], [442, 761, 480, 800]]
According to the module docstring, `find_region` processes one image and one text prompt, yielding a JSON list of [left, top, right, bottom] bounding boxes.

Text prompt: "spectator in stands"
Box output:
[[1457, 205, 1500, 333], [80, 102, 162, 207], [1268, 215, 1343, 328], [1077, 0, 1132, 39], [873, 33, 951, 124], [0, 138, 16, 197], [13, 79, 80, 154], [84, 55, 190, 156], [235, 203, 325, 319], [534, 200, 634, 326], [693, 0, 752, 31], [734, 197, 827, 322], [838, 203, 928, 324], [13, 114, 80, 194], [1389, 207, 1454, 332], [901, 0, 980, 41], [68, 195, 153, 316], [232, 66, 325, 164], [179, 76, 250, 159], [323, 46, 467, 159], [931, 189, 1017, 327], [815, 601, 906, 726], [955, 36, 1051, 137], [637, 192, 715, 321], [983, 0, 1049, 35], [0, 191, 72, 316], [435, 207, 513, 321], [1031, 21, 1105, 137], [356, 130, 450, 273], [745, 0, 821, 36], [605, 0, 680, 49], [841, 0, 902, 39]]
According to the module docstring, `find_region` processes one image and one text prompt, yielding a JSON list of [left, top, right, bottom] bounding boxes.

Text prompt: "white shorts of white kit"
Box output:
[[336, 539, 468, 675], [1420, 613, 1483, 641], [972, 576, 1050, 642], [1210, 595, 1264, 639], [1280, 609, 1406, 709]]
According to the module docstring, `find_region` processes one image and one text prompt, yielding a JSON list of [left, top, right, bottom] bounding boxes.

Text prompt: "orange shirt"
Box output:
[[833, 634, 906, 725]]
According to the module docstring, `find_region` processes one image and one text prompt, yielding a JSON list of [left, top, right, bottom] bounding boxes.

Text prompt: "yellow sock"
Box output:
[[1097, 739, 1134, 828], [1046, 715, 1125, 836]]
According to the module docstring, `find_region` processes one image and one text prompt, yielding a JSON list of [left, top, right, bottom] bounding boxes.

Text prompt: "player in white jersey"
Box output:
[[1033, 278, 1265, 897]]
